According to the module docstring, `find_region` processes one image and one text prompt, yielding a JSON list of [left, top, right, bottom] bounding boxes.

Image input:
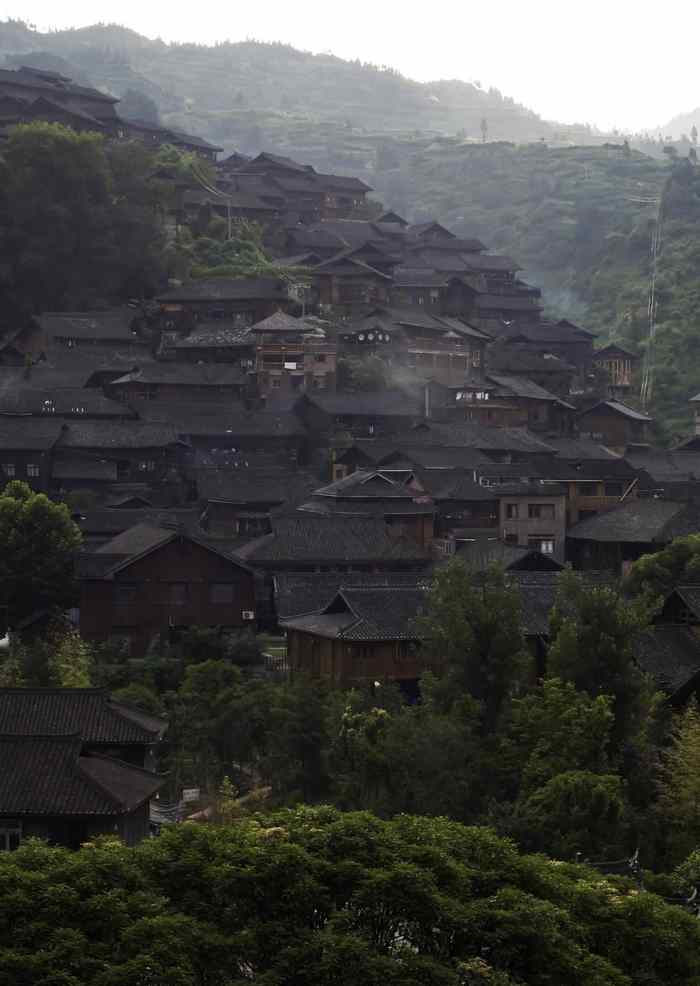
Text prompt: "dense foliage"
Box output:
[[0, 122, 169, 317], [0, 20, 556, 142], [2, 808, 700, 986], [0, 481, 82, 629]]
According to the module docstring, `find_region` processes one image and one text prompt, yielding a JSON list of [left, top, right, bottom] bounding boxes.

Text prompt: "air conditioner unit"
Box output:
[[242, 610, 255, 621]]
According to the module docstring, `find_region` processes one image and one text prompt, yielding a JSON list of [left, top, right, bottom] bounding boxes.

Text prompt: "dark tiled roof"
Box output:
[[488, 373, 574, 406], [158, 278, 290, 303], [457, 541, 564, 572], [0, 388, 134, 418], [166, 324, 254, 348], [314, 172, 373, 192], [0, 418, 63, 450], [251, 312, 312, 333], [74, 508, 201, 540], [57, 421, 182, 450], [546, 437, 622, 460], [52, 457, 118, 481], [0, 735, 164, 815], [623, 450, 700, 484], [282, 586, 428, 640], [566, 498, 690, 543], [275, 572, 427, 620], [304, 391, 424, 418], [198, 469, 317, 506], [236, 514, 428, 564], [312, 470, 423, 500], [139, 401, 306, 439], [0, 67, 118, 104], [578, 400, 652, 423], [94, 522, 172, 558], [37, 310, 142, 342], [0, 688, 164, 743], [487, 344, 576, 375], [109, 364, 247, 386], [633, 628, 700, 695]]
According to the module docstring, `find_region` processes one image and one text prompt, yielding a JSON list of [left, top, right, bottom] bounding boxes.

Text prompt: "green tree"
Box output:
[[657, 701, 700, 863], [417, 561, 528, 732], [0, 481, 82, 627], [548, 570, 651, 748], [513, 769, 626, 858], [626, 534, 700, 599], [48, 630, 94, 687], [504, 676, 614, 793], [0, 121, 168, 311]]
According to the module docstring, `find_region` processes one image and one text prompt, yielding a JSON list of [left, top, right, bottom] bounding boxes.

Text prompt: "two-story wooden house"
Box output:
[[78, 524, 257, 655]]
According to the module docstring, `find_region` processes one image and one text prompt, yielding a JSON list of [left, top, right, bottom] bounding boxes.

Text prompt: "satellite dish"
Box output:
[[358, 333, 366, 341]]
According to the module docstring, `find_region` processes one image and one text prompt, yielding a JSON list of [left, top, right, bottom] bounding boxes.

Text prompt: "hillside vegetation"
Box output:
[[0, 20, 558, 143]]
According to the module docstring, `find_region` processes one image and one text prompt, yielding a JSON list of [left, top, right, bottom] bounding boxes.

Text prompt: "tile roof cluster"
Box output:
[[236, 514, 428, 564], [0, 688, 165, 744], [282, 586, 428, 641], [566, 498, 697, 543], [0, 735, 164, 815]]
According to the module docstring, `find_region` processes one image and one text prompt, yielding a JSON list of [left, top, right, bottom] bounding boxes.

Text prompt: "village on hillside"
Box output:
[[2, 64, 700, 850]]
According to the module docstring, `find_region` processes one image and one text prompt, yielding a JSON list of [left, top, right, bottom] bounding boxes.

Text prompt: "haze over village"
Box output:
[[2, 7, 700, 983]]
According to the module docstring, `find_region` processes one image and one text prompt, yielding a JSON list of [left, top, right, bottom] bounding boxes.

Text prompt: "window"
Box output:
[[41, 399, 55, 413], [528, 503, 555, 520], [139, 460, 156, 473], [26, 463, 40, 478], [271, 379, 281, 389], [429, 289, 440, 304], [114, 583, 138, 606], [167, 583, 187, 605], [315, 353, 327, 363], [506, 503, 519, 519], [529, 538, 555, 555], [417, 294, 425, 305], [2, 463, 15, 478], [504, 533, 518, 544], [209, 583, 235, 605], [0, 822, 21, 852], [472, 350, 481, 367]]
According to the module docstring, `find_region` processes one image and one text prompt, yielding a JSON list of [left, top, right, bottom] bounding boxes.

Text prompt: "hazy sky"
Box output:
[[9, 0, 700, 131]]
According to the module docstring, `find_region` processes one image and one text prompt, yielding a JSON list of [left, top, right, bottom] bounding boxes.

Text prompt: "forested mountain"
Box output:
[[0, 19, 559, 142]]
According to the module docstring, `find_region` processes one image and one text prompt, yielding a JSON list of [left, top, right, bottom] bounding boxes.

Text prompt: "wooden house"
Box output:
[[566, 498, 700, 574], [299, 470, 436, 548], [157, 278, 292, 328], [251, 312, 337, 396], [298, 392, 425, 440], [0, 687, 166, 849], [0, 418, 63, 491], [0, 66, 121, 134], [105, 363, 249, 403], [55, 421, 187, 484], [158, 323, 256, 365], [283, 586, 432, 686], [594, 343, 639, 397], [78, 524, 256, 655], [37, 311, 152, 353], [577, 400, 652, 452]]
